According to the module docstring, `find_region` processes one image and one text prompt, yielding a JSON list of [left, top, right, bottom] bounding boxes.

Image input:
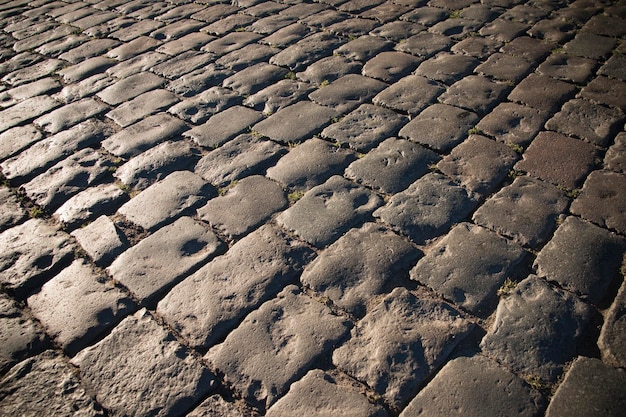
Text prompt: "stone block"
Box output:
[[186, 394, 256, 417], [151, 51, 214, 80], [605, 132, 626, 173], [167, 65, 233, 97], [0, 124, 42, 161], [439, 75, 509, 116], [0, 95, 60, 133], [476, 102, 548, 148], [33, 97, 109, 134], [168, 86, 240, 125], [572, 169, 626, 234], [536, 53, 597, 84], [309, 74, 388, 114], [244, 80, 313, 115], [363, 51, 421, 83], [96, 71, 165, 105], [599, 280, 626, 368], [580, 76, 626, 111], [475, 52, 533, 83], [71, 215, 128, 267], [54, 183, 127, 229], [106, 89, 179, 128], [222, 63, 287, 96], [269, 32, 344, 71], [296, 55, 360, 85], [372, 74, 444, 116], [395, 32, 452, 58], [508, 74, 577, 112], [0, 187, 27, 233], [184, 105, 263, 149], [414, 52, 478, 85], [563, 32, 616, 60]]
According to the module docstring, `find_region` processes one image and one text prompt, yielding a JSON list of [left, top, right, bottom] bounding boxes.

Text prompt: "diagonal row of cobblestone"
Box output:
[[1, 0, 625, 416]]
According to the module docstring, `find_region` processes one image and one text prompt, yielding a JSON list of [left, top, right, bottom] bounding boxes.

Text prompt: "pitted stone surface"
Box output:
[[599, 280, 626, 368], [580, 76, 626, 110], [411, 223, 526, 316], [481, 276, 592, 382], [277, 175, 383, 248], [414, 52, 478, 85], [167, 65, 233, 97], [158, 224, 314, 349], [269, 32, 345, 71], [169, 86, 240, 125], [400, 355, 545, 417], [476, 102, 548, 147], [0, 187, 27, 232], [0, 350, 104, 417], [222, 63, 288, 96], [71, 215, 128, 267], [197, 175, 288, 239], [309, 74, 388, 114], [605, 132, 626, 173], [372, 74, 444, 115], [296, 55, 361, 85], [508, 74, 577, 113], [0, 124, 42, 161], [333, 287, 473, 408], [185, 106, 263, 149], [106, 89, 179, 128], [151, 51, 215, 80], [53, 183, 127, 229], [374, 172, 478, 245], [28, 259, 135, 355], [570, 170, 626, 234], [563, 32, 616, 60], [334, 35, 392, 62], [301, 223, 421, 317], [395, 32, 452, 58], [266, 369, 387, 417], [0, 95, 60, 133], [363, 51, 421, 83], [438, 75, 509, 116], [32, 96, 110, 133], [536, 53, 597, 85], [96, 71, 165, 105], [475, 52, 533, 83], [244, 80, 314, 115], [72, 309, 215, 417], [118, 170, 214, 232], [207, 285, 350, 408]]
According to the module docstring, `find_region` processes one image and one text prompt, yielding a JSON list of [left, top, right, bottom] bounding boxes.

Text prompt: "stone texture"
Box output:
[[605, 132, 626, 173], [481, 276, 592, 382], [508, 74, 577, 113], [599, 280, 626, 368], [475, 52, 533, 83], [118, 170, 215, 232], [71, 309, 215, 417], [400, 355, 544, 417], [372, 74, 444, 115], [96, 71, 165, 105], [301, 223, 421, 317], [207, 285, 350, 408], [570, 170, 626, 234], [168, 86, 240, 125], [277, 175, 383, 248], [473, 176, 569, 248], [184, 106, 263, 149], [363, 51, 422, 83], [27, 259, 135, 355], [0, 95, 60, 133], [580, 76, 626, 111], [158, 224, 314, 349], [244, 80, 313, 115], [269, 32, 344, 71], [33, 97, 109, 135], [333, 287, 473, 408], [70, 215, 128, 267], [414, 52, 478, 85], [222, 63, 288, 96], [395, 32, 452, 58], [167, 65, 233, 97], [151, 51, 215, 80], [563, 32, 616, 60], [296, 55, 360, 85], [334, 35, 392, 62], [309, 74, 387, 114], [374, 173, 478, 244], [0, 187, 27, 232], [106, 89, 179, 128], [54, 183, 127, 229], [438, 75, 509, 116], [0, 124, 42, 161], [476, 102, 549, 148], [186, 395, 256, 417], [536, 53, 597, 85]]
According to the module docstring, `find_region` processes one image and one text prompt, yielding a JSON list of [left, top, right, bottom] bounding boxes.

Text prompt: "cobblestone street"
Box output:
[[1, 0, 625, 416]]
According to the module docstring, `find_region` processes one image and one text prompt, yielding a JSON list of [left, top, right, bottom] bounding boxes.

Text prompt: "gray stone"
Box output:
[[309, 74, 388, 114], [185, 106, 263, 149], [1, 58, 65, 87], [207, 285, 350, 408], [27, 259, 135, 355], [0, 95, 60, 133], [0, 124, 42, 160], [261, 22, 311, 47], [118, 170, 215, 231], [244, 80, 314, 115], [168, 86, 240, 125], [106, 52, 169, 79], [2, 77, 60, 103], [269, 32, 345, 71], [321, 103, 406, 151], [202, 32, 262, 55], [204, 13, 256, 36], [605, 132, 626, 173], [0, 186, 27, 232], [58, 38, 121, 63], [508, 74, 577, 113], [108, 216, 223, 305], [21, 148, 112, 210], [190, 4, 239, 24], [400, 355, 544, 417], [167, 64, 233, 97], [151, 22, 207, 47], [369, 20, 425, 42], [334, 35, 392, 62], [277, 175, 383, 248], [600, 53, 626, 82], [430, 18, 482, 39], [437, 134, 519, 195], [545, 357, 626, 417], [0, 351, 104, 417], [296, 55, 361, 85], [110, 19, 164, 41], [400, 6, 448, 25], [375, 171, 477, 243], [325, 17, 379, 38], [106, 35, 161, 60], [580, 76, 626, 111], [475, 52, 533, 83], [528, 17, 577, 43], [372, 74, 444, 116], [301, 222, 421, 317], [158, 224, 314, 349], [563, 32, 616, 60], [479, 18, 528, 42], [266, 369, 387, 417], [500, 36, 553, 63], [223, 63, 288, 96], [476, 102, 549, 148], [333, 287, 473, 408], [345, 137, 439, 194], [481, 276, 592, 382], [215, 44, 276, 71], [599, 280, 626, 368], [102, 113, 188, 159], [536, 53, 597, 84], [414, 52, 478, 85], [194, 134, 286, 187], [399, 103, 479, 152], [197, 175, 287, 239], [395, 32, 452, 58], [411, 222, 526, 316], [106, 89, 179, 128], [96, 71, 165, 105], [253, 101, 339, 144], [0, 292, 47, 374], [54, 74, 115, 103], [438, 75, 509, 116], [363, 51, 422, 83], [71, 309, 215, 417], [473, 176, 569, 248], [570, 170, 626, 235], [54, 183, 127, 229], [56, 56, 115, 84], [0, 218, 74, 297], [186, 394, 256, 417], [71, 215, 128, 267]]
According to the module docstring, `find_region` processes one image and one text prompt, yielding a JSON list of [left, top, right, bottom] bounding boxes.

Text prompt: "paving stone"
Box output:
[[309, 74, 387, 114], [563, 32, 616, 60], [451, 35, 502, 58], [605, 132, 626, 173], [266, 369, 387, 417], [109, 18, 164, 41], [325, 17, 380, 37], [0, 95, 60, 133], [527, 17, 577, 43], [438, 134, 519, 195], [333, 287, 473, 408], [580, 76, 626, 111], [0, 350, 104, 417], [195, 134, 286, 187], [150, 19, 206, 43], [56, 57, 114, 84], [27, 259, 135, 355], [399, 103, 479, 152], [190, 4, 239, 24], [599, 53, 626, 82], [102, 113, 187, 159], [369, 20, 425, 41], [476, 102, 549, 148], [570, 170, 626, 234], [296, 55, 361, 85], [1, 77, 61, 105], [413, 52, 478, 85], [54, 183, 127, 229], [345, 137, 439, 194], [0, 292, 48, 373], [372, 74, 443, 116], [261, 22, 312, 47], [334, 35, 393, 62], [599, 278, 626, 368], [439, 75, 509, 116], [0, 187, 26, 232], [546, 356, 626, 417], [545, 99, 624, 147], [203, 13, 256, 35], [473, 176, 569, 248], [71, 309, 215, 417], [118, 170, 214, 231], [155, 32, 214, 56], [395, 32, 452, 58], [201, 32, 263, 56], [269, 32, 345, 71], [106, 35, 161, 60], [514, 131, 597, 189], [0, 124, 42, 161], [169, 86, 240, 124], [167, 64, 233, 97], [156, 3, 207, 22], [207, 285, 350, 408], [106, 89, 178, 128], [54, 73, 115, 103], [0, 218, 74, 297], [475, 52, 533, 83], [223, 63, 288, 96], [277, 175, 383, 248], [249, 14, 296, 34], [411, 222, 526, 315], [536, 53, 597, 85], [337, 0, 385, 13], [400, 355, 545, 417], [186, 394, 256, 417], [400, 6, 448, 25], [13, 24, 77, 53], [362, 51, 422, 83], [253, 101, 339, 144], [106, 51, 169, 79], [58, 38, 121, 64], [33, 98, 109, 134], [582, 12, 626, 37], [73, 11, 121, 34], [185, 106, 263, 149], [499, 36, 552, 63], [244, 80, 313, 115], [158, 224, 314, 349], [71, 215, 128, 267], [430, 18, 482, 39], [97, 71, 165, 105], [108, 216, 223, 305], [481, 275, 592, 382], [508, 73, 578, 113], [215, 44, 276, 71], [197, 175, 288, 239], [479, 18, 528, 42], [301, 222, 421, 317]]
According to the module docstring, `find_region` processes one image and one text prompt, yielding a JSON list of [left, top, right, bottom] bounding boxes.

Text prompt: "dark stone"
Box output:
[[475, 52, 533, 83], [362, 51, 422, 83], [269, 32, 345, 71], [243, 80, 314, 115], [580, 76, 626, 111], [70, 215, 128, 267], [296, 55, 361, 86], [508, 74, 577, 113], [414, 52, 478, 85], [536, 53, 597, 85], [599, 280, 626, 368], [395, 32, 452, 58], [309, 74, 388, 113], [334, 35, 393, 62], [438, 75, 509, 116], [185, 106, 263, 149], [570, 170, 626, 234], [168, 86, 240, 124], [476, 102, 548, 148], [372, 74, 444, 115], [563, 32, 617, 60]]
